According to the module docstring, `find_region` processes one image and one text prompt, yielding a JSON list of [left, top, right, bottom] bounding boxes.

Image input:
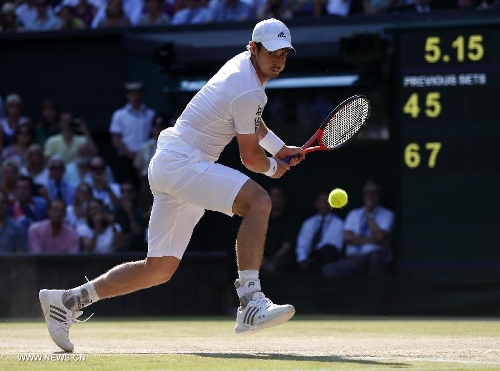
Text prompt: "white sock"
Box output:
[[238, 269, 259, 285], [63, 282, 100, 311]]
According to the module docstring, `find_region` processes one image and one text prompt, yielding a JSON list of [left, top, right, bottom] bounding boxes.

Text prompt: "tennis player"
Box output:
[[39, 18, 305, 352]]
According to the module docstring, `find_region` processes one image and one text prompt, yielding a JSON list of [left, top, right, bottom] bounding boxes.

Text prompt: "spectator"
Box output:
[[44, 110, 97, 164], [20, 143, 49, 190], [91, 0, 143, 27], [25, 0, 62, 30], [322, 180, 395, 279], [28, 198, 79, 254], [0, 94, 31, 152], [0, 158, 21, 204], [0, 189, 27, 253], [88, 156, 121, 211], [77, 198, 122, 254], [64, 141, 114, 188], [113, 180, 146, 251], [109, 82, 155, 185], [261, 185, 298, 276], [65, 181, 92, 228], [15, 0, 55, 26], [257, 0, 292, 20], [1, 2, 24, 32], [9, 175, 48, 234], [57, 5, 87, 28], [171, 0, 212, 24], [324, 0, 353, 16], [70, 0, 98, 26], [395, 0, 433, 13], [363, 0, 399, 14], [2, 124, 35, 168], [133, 113, 169, 210], [296, 191, 344, 274], [36, 98, 60, 145], [138, 0, 170, 25], [43, 155, 76, 206], [97, 0, 131, 26], [211, 0, 254, 22]]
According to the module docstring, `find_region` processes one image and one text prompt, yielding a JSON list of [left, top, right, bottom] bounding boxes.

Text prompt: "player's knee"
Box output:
[[144, 257, 179, 284]]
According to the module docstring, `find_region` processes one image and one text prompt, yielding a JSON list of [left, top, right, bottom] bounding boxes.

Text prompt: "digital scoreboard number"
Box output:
[[394, 20, 500, 267]]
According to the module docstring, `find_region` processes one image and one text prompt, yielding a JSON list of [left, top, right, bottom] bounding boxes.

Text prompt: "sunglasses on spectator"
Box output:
[[90, 165, 105, 172], [49, 166, 65, 171]]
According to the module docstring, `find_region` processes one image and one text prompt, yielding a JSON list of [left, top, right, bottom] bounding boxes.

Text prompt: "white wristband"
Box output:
[[259, 130, 285, 156], [262, 158, 278, 177]]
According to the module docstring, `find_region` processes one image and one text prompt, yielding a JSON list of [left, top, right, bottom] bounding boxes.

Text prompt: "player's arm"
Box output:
[[236, 132, 289, 178], [258, 119, 305, 165]]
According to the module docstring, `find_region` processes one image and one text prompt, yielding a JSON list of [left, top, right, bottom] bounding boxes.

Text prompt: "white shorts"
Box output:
[[146, 137, 249, 259]]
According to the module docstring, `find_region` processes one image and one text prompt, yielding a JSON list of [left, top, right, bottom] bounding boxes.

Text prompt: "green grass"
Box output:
[[1, 316, 500, 370]]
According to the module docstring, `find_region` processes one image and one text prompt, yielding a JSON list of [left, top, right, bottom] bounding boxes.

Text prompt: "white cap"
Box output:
[[252, 18, 295, 54]]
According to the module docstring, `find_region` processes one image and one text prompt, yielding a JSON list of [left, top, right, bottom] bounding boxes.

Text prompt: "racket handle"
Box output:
[[282, 154, 300, 164]]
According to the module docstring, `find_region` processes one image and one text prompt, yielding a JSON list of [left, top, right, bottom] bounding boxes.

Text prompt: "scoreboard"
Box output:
[[392, 19, 500, 267]]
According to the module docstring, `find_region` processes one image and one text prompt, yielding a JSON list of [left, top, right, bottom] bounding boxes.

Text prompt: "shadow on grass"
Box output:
[[191, 353, 409, 367]]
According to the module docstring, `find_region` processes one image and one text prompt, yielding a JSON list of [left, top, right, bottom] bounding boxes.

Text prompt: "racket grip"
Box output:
[[282, 154, 300, 164]]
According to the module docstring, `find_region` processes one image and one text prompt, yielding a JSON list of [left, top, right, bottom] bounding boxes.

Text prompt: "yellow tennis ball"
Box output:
[[328, 188, 348, 208]]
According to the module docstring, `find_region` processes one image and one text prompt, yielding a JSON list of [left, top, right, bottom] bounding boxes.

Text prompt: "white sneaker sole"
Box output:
[[235, 306, 295, 334]]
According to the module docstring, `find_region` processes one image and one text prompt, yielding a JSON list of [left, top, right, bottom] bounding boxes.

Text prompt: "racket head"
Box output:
[[315, 94, 371, 151]]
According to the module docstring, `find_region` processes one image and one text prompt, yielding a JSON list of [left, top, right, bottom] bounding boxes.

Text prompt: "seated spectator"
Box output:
[[20, 143, 49, 190], [322, 180, 395, 279], [91, 0, 143, 27], [0, 158, 21, 204], [28, 198, 79, 254], [296, 191, 344, 274], [261, 185, 298, 276], [138, 0, 171, 25], [133, 113, 169, 210], [257, 0, 292, 20], [171, 0, 212, 24], [0, 94, 31, 152], [43, 110, 97, 164], [9, 175, 48, 234], [88, 156, 121, 211], [65, 181, 92, 228], [397, 0, 433, 13], [0, 189, 27, 253], [363, 0, 399, 14], [97, 0, 131, 27], [57, 5, 87, 28], [77, 198, 122, 254], [64, 141, 115, 188], [1, 2, 24, 32], [113, 180, 146, 251], [211, 0, 254, 22], [35, 98, 60, 145], [2, 125, 35, 168], [15, 0, 55, 26], [43, 155, 76, 206], [324, 0, 353, 16], [25, 0, 62, 30], [71, 0, 98, 26]]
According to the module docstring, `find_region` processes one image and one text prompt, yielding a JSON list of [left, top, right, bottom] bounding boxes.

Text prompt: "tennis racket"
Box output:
[[284, 95, 371, 162]]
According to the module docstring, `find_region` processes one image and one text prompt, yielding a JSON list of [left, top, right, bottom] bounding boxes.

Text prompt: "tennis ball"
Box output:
[[328, 188, 348, 208]]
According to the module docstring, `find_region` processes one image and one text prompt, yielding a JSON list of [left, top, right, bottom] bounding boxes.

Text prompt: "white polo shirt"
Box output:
[[109, 103, 155, 154], [158, 51, 267, 163], [344, 206, 395, 256]]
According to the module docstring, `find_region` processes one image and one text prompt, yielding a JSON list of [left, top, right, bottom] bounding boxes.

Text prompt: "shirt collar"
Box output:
[[126, 103, 146, 113]]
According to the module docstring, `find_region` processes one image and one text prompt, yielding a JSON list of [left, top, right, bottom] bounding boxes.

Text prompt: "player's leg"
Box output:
[[231, 179, 295, 333], [40, 169, 205, 352]]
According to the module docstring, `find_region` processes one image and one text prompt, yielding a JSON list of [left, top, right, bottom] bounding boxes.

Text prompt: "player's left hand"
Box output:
[[276, 146, 305, 166]]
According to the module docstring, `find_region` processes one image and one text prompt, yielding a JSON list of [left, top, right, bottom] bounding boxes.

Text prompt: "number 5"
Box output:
[[425, 37, 441, 63]]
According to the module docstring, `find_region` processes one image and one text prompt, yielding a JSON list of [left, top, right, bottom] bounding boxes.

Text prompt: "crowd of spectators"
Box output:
[[0, 85, 173, 254], [0, 0, 497, 33]]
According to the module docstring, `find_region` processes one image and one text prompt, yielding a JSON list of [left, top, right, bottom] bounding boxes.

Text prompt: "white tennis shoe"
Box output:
[[235, 292, 295, 334], [39, 289, 82, 352]]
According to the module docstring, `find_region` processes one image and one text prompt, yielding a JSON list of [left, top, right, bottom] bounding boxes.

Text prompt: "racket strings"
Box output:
[[321, 98, 370, 149]]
